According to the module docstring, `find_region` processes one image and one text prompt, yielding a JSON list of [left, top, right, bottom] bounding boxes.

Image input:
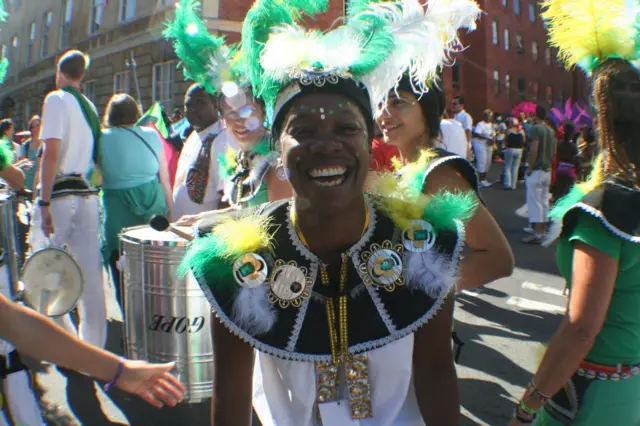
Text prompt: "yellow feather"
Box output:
[[212, 214, 274, 256], [576, 153, 606, 193], [541, 0, 639, 70]]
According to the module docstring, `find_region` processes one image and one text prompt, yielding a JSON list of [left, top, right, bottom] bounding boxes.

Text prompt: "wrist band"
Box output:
[[514, 411, 536, 424], [103, 358, 125, 392], [519, 400, 538, 416]]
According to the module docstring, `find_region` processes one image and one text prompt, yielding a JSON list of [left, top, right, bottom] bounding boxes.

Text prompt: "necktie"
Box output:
[[186, 133, 216, 204]]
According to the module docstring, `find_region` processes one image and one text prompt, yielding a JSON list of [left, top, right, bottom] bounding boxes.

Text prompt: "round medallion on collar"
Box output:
[[233, 253, 269, 288], [268, 260, 313, 308], [359, 241, 405, 291], [402, 220, 436, 253]]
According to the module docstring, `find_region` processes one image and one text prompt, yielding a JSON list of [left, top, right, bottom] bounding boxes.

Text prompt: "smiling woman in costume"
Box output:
[[165, 0, 291, 220], [510, 2, 640, 425], [181, 0, 481, 425]]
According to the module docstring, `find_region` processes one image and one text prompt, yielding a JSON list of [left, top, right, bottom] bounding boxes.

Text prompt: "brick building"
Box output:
[[0, 0, 585, 130], [453, 0, 589, 121]]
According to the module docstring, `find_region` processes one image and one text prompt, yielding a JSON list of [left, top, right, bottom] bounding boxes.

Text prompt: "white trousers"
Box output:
[[526, 170, 551, 224], [0, 267, 44, 426], [472, 140, 493, 174], [29, 195, 107, 349]]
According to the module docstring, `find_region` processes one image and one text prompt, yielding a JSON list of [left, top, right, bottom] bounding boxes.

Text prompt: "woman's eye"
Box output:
[[291, 127, 314, 137], [337, 125, 361, 134]]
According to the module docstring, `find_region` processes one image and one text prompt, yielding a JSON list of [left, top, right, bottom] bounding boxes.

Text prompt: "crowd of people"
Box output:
[[0, 0, 637, 425]]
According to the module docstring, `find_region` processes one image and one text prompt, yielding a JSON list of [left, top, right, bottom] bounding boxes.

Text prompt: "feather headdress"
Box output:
[[240, 0, 482, 123], [541, 0, 640, 73], [0, 0, 8, 86], [164, 0, 238, 95]]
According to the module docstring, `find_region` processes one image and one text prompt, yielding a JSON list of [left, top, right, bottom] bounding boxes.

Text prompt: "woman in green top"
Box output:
[[98, 94, 173, 309], [510, 3, 640, 425]]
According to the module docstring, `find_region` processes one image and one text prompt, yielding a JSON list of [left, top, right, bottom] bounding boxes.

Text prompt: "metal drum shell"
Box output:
[[120, 225, 212, 403], [0, 192, 20, 297]]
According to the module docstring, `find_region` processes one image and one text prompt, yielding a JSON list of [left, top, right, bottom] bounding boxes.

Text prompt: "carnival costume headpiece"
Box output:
[[164, 0, 241, 96], [0, 2, 8, 85], [542, 0, 640, 185], [238, 0, 481, 133]]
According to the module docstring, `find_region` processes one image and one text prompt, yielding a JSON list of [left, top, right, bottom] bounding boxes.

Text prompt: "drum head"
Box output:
[[120, 225, 190, 246], [21, 247, 84, 317]]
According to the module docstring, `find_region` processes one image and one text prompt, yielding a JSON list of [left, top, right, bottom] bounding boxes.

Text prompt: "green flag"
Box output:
[[137, 102, 170, 139]]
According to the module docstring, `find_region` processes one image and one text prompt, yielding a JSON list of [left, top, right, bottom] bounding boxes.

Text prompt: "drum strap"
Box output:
[[49, 174, 100, 199], [0, 350, 28, 379]]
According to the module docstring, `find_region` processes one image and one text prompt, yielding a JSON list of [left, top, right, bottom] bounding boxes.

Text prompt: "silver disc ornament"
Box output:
[[402, 220, 436, 253], [367, 248, 403, 287], [270, 264, 307, 301], [233, 253, 269, 288]]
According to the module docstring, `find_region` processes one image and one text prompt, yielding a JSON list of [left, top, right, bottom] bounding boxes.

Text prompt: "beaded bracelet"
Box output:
[[103, 358, 125, 392]]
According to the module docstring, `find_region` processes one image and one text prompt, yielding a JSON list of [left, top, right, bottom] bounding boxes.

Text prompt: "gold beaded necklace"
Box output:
[[290, 202, 373, 419]]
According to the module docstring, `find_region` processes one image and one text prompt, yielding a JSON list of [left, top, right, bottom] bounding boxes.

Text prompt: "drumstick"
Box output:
[[149, 215, 194, 241]]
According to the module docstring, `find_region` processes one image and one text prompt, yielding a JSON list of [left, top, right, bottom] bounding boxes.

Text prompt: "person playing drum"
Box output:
[[164, 2, 291, 229], [180, 0, 481, 424], [29, 50, 107, 350]]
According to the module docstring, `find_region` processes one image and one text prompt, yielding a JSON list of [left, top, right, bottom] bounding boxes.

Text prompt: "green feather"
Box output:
[[548, 185, 587, 220], [423, 190, 479, 232], [0, 139, 12, 171], [0, 1, 7, 22], [239, 0, 329, 103], [251, 138, 272, 156], [217, 149, 237, 182], [344, 7, 395, 79], [178, 234, 237, 291], [0, 57, 8, 87], [164, 0, 227, 95]]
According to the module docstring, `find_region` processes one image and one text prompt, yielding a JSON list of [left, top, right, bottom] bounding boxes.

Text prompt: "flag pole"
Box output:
[[127, 51, 143, 110]]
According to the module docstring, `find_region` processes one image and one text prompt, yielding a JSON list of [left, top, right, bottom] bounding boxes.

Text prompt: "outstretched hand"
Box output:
[[116, 360, 186, 408]]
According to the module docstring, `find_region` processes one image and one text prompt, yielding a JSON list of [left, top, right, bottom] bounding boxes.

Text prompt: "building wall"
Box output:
[[454, 0, 588, 122], [0, 0, 586, 131]]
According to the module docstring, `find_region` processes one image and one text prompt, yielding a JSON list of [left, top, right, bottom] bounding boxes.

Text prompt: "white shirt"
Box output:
[[472, 120, 496, 145], [437, 119, 468, 158], [253, 335, 424, 426], [40, 90, 97, 175], [453, 110, 473, 133], [172, 121, 237, 220]]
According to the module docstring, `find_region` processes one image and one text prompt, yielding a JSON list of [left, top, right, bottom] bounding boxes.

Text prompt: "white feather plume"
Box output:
[[232, 285, 277, 336], [404, 249, 457, 298], [362, 0, 482, 109], [206, 45, 234, 91], [261, 25, 363, 83]]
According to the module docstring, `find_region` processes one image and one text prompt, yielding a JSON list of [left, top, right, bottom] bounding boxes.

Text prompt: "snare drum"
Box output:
[[120, 225, 212, 403]]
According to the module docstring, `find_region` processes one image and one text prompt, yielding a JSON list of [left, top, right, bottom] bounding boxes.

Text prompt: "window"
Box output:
[[517, 76, 526, 100], [10, 35, 19, 65], [532, 80, 539, 101], [153, 61, 176, 108], [505, 73, 511, 98], [545, 47, 551, 65], [158, 0, 174, 7], [23, 102, 31, 126], [42, 11, 53, 58], [84, 80, 97, 103], [113, 70, 131, 94], [504, 26, 510, 51], [493, 68, 500, 95], [452, 63, 460, 89], [529, 2, 537, 22], [26, 22, 36, 66], [532, 41, 538, 61], [502, 0, 508, 6], [120, 0, 137, 22], [514, 0, 521, 15], [90, 0, 106, 34], [60, 0, 73, 49], [516, 33, 525, 55], [547, 86, 553, 104], [558, 88, 564, 104], [492, 20, 499, 45]]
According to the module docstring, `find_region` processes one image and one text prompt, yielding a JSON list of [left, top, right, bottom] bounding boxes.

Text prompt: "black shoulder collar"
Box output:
[[422, 148, 482, 201], [562, 183, 640, 243], [191, 197, 464, 362]]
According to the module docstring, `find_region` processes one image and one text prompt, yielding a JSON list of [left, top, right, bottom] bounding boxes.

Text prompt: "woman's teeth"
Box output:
[[308, 166, 347, 178], [308, 166, 348, 187]]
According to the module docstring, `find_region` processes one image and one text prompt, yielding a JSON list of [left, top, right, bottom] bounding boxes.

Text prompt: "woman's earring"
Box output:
[[275, 163, 290, 181]]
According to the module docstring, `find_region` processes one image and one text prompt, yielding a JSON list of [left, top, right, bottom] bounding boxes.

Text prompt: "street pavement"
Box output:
[[34, 166, 566, 426]]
